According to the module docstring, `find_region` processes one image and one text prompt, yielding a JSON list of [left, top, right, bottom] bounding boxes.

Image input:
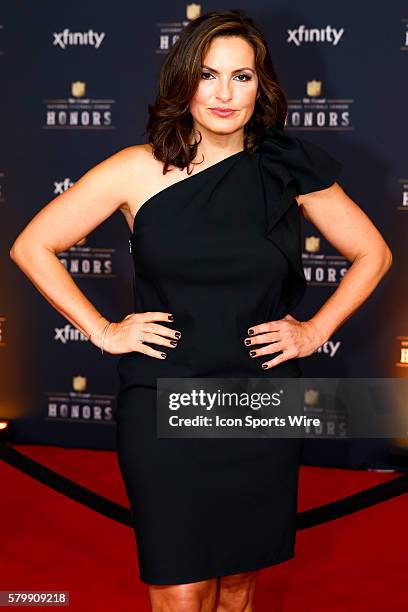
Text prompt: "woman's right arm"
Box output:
[[9, 146, 180, 357]]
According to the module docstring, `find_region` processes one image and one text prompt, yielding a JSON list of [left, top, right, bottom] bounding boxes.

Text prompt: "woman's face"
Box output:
[[189, 36, 259, 138]]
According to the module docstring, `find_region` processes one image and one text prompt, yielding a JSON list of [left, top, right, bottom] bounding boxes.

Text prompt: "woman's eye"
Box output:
[[234, 74, 251, 82], [200, 72, 252, 81]]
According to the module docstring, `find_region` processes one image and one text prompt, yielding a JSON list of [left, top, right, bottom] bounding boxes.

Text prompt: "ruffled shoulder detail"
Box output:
[[257, 126, 343, 196], [254, 127, 343, 314]]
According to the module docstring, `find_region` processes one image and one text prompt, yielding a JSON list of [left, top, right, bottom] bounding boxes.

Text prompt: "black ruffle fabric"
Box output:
[[258, 126, 343, 196], [256, 126, 343, 313]]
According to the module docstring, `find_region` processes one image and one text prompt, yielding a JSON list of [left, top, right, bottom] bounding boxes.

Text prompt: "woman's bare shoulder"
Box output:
[[119, 142, 158, 174], [120, 143, 168, 192], [118, 143, 193, 229], [116, 143, 170, 227], [115, 142, 155, 190]]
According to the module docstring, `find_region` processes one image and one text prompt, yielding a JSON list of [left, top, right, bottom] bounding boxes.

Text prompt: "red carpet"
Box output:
[[0, 444, 406, 611]]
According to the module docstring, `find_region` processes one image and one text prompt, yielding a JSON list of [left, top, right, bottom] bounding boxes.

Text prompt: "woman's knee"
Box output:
[[148, 578, 218, 612], [220, 570, 259, 592], [217, 571, 259, 611]]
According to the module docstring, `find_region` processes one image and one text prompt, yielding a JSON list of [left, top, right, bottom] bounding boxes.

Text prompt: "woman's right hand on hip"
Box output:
[[100, 312, 181, 358]]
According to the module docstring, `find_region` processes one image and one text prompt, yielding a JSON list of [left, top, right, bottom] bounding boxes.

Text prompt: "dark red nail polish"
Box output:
[[261, 364, 268, 369], [249, 350, 256, 357], [161, 353, 167, 358]]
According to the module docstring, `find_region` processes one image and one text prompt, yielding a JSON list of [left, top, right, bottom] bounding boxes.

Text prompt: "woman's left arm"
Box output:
[[297, 181, 393, 345], [245, 182, 393, 369]]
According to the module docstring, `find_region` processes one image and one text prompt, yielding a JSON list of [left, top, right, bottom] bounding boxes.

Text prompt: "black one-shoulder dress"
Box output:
[[115, 126, 343, 585]]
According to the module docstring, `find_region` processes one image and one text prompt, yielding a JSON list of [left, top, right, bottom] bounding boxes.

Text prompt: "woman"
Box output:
[[10, 9, 392, 612]]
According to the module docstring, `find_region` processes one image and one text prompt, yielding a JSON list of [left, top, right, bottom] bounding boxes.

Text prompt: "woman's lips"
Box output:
[[209, 108, 237, 118]]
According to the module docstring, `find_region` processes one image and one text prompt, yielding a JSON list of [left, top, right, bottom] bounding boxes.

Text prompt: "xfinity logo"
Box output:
[[55, 324, 88, 344], [315, 341, 341, 358], [53, 29, 106, 49], [54, 178, 74, 194], [287, 25, 344, 46]]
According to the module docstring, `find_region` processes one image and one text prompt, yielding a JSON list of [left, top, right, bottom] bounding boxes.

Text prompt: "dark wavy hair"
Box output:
[[146, 9, 288, 174]]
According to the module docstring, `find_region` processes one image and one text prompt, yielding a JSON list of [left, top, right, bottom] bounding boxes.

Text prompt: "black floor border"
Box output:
[[0, 443, 132, 527], [0, 442, 407, 530]]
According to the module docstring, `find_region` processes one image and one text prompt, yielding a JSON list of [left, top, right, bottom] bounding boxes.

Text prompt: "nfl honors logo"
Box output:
[[46, 374, 115, 422], [157, 4, 201, 52], [287, 78, 353, 129], [58, 231, 115, 278], [44, 80, 115, 128]]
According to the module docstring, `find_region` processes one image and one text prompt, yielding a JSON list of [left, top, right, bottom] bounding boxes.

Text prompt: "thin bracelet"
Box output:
[[101, 322, 113, 355], [87, 315, 105, 343]]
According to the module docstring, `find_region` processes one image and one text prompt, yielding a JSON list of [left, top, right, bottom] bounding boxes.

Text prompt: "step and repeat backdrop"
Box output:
[[1, 1, 407, 468]]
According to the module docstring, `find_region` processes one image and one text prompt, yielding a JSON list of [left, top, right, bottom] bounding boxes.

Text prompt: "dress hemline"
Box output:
[[138, 548, 296, 586]]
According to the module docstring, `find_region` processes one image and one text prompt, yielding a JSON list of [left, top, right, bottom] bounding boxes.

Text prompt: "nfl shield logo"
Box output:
[[71, 81, 86, 98], [306, 80, 322, 97], [73, 375, 87, 392], [186, 3, 201, 20]]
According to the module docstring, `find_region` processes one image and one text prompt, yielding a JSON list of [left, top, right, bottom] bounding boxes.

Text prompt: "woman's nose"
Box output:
[[215, 79, 233, 101]]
